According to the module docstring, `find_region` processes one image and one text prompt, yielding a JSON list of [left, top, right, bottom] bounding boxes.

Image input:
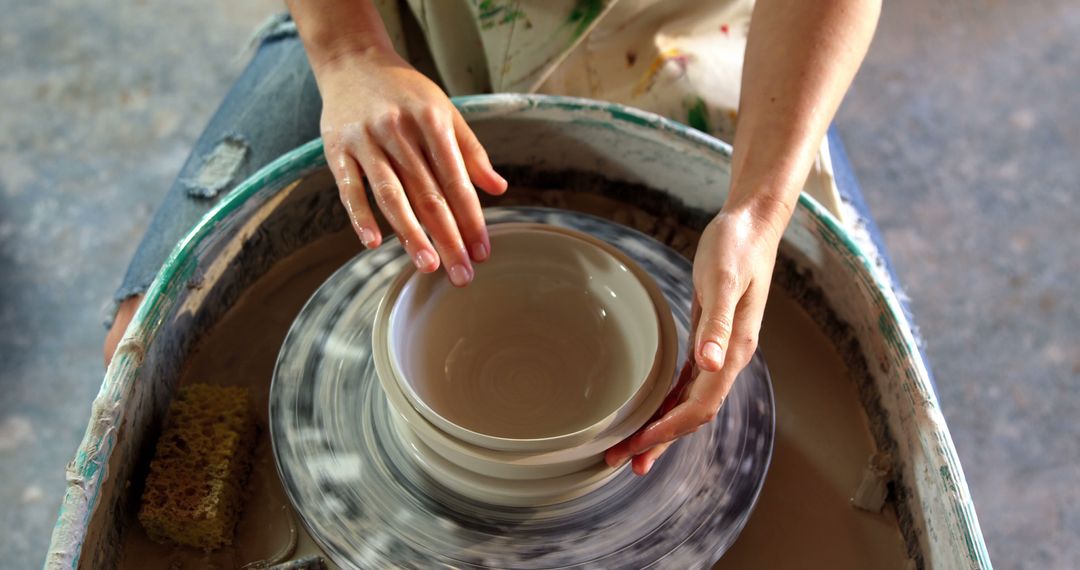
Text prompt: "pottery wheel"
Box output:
[[270, 207, 775, 569]]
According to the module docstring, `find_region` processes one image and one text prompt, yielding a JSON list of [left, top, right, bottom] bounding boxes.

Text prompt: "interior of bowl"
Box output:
[[386, 223, 660, 445]]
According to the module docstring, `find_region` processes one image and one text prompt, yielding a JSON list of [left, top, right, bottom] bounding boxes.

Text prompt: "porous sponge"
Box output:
[[138, 384, 257, 550]]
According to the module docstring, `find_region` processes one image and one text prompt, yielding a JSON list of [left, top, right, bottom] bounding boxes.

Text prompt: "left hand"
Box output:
[[605, 206, 784, 475], [316, 48, 506, 284]]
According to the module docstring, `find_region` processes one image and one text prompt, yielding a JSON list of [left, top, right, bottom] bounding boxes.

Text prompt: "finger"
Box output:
[[451, 108, 507, 195], [657, 359, 696, 420], [717, 275, 770, 376], [329, 150, 381, 248], [377, 118, 473, 286], [605, 361, 695, 467], [625, 277, 769, 459], [417, 109, 490, 262], [631, 440, 674, 476], [695, 268, 743, 372], [619, 362, 729, 459], [354, 138, 439, 273], [628, 349, 746, 462], [604, 439, 633, 469], [691, 296, 702, 334]]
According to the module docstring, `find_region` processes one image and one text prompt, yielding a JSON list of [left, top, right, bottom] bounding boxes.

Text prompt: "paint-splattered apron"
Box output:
[[383, 0, 845, 218]]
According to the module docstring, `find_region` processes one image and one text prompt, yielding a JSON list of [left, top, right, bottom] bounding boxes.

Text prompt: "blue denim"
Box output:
[[114, 27, 320, 309]]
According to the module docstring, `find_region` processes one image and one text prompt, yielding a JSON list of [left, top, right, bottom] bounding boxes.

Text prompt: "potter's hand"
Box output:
[[318, 49, 507, 285], [605, 207, 782, 474], [603, 0, 880, 474], [289, 0, 507, 285]]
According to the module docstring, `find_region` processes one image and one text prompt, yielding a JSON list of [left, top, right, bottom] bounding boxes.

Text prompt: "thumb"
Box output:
[[694, 272, 740, 373]]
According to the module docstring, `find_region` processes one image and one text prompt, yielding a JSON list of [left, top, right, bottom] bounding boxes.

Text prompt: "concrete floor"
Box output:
[[0, 0, 1076, 568]]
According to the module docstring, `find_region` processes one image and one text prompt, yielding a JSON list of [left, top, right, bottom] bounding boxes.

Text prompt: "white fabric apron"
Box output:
[[376, 0, 844, 220]]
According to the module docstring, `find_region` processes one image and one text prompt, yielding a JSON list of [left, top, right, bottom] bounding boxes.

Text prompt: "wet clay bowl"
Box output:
[[372, 259, 678, 479], [375, 223, 666, 453]]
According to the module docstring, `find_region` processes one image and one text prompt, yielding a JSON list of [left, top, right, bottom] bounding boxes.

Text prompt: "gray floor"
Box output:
[[0, 0, 1076, 568]]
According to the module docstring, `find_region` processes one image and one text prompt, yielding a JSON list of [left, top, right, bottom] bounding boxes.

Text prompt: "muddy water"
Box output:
[[119, 228, 907, 569], [117, 230, 361, 570], [713, 291, 909, 569]]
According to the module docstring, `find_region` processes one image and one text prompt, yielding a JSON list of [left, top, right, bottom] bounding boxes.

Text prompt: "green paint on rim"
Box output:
[[607, 106, 656, 129], [878, 312, 904, 352]]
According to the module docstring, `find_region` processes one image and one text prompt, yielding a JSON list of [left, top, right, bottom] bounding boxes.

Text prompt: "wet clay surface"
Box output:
[[119, 224, 906, 568]]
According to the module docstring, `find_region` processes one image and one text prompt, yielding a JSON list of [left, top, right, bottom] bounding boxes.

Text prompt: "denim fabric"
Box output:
[[113, 31, 321, 311]]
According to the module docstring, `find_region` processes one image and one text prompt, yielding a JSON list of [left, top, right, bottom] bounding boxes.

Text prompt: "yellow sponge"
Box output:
[[138, 384, 256, 550]]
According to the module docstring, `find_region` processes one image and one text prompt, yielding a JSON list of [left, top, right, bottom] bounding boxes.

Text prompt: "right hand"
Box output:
[[317, 48, 507, 287], [605, 206, 784, 474]]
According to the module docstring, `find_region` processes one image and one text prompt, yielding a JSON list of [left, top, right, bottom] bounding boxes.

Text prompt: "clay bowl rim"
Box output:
[[376, 223, 667, 453]]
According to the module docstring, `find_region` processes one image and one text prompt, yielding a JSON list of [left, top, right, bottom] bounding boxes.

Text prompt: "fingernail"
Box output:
[[471, 242, 489, 262], [358, 228, 376, 248], [702, 341, 724, 367], [415, 250, 437, 271], [644, 458, 656, 473], [448, 264, 473, 287]]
